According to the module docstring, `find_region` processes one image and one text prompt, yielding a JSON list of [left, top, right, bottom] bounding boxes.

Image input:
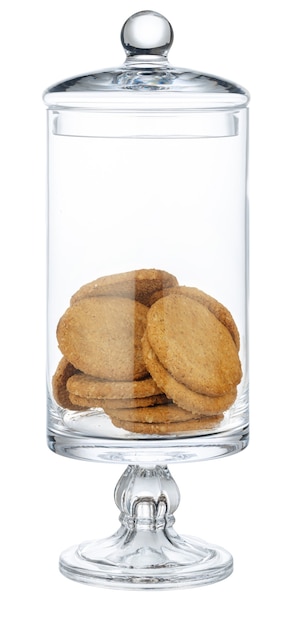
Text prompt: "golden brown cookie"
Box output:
[[70, 268, 178, 307], [103, 395, 169, 409], [68, 393, 170, 409], [149, 285, 240, 349], [145, 294, 242, 397], [142, 334, 237, 415], [52, 357, 82, 410], [67, 373, 163, 399], [110, 413, 224, 434], [67, 394, 94, 408], [106, 403, 222, 424], [57, 296, 148, 380]]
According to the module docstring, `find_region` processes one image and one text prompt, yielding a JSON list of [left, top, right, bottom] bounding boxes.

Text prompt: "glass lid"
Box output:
[[43, 10, 249, 110]]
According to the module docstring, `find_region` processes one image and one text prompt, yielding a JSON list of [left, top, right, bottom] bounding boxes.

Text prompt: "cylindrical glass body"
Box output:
[[46, 97, 249, 464]]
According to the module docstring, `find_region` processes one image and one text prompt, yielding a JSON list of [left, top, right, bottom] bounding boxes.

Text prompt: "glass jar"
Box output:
[[43, 10, 249, 588], [44, 10, 249, 464]]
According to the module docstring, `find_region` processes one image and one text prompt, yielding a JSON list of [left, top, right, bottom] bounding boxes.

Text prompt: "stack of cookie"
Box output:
[[52, 269, 242, 434]]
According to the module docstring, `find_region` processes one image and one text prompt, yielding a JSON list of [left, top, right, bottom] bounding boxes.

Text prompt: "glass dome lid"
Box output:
[[43, 10, 249, 111]]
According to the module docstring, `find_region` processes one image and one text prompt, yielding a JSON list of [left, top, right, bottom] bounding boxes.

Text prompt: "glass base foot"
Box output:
[[59, 465, 233, 589], [60, 532, 233, 589]]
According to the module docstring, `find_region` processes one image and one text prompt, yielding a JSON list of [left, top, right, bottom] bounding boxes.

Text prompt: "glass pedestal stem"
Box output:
[[59, 464, 233, 589]]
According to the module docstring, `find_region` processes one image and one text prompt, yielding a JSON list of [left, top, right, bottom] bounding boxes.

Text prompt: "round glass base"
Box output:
[[48, 410, 248, 464], [59, 465, 233, 590], [59, 531, 233, 589]]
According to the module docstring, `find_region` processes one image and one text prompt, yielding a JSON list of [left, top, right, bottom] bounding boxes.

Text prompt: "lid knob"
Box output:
[[121, 10, 174, 57]]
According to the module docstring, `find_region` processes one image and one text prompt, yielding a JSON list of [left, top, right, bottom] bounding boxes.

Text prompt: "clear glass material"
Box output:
[[46, 106, 249, 464], [59, 465, 233, 589], [44, 10, 249, 587]]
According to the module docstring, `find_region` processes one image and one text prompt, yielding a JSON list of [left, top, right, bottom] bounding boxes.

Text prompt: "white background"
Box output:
[[1, 0, 294, 623]]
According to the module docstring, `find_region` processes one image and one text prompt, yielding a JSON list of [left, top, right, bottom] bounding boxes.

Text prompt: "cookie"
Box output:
[[68, 393, 170, 409], [149, 285, 240, 349], [57, 296, 148, 380], [103, 395, 169, 409], [145, 293, 242, 397], [52, 357, 82, 410], [142, 333, 237, 414], [110, 414, 224, 434], [70, 268, 178, 307], [67, 373, 163, 399], [106, 403, 222, 424]]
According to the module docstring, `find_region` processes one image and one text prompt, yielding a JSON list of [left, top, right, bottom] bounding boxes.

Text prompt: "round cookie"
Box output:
[[111, 414, 223, 434], [146, 294, 242, 397], [57, 296, 148, 380], [102, 395, 169, 409], [149, 285, 240, 349], [52, 357, 82, 411], [68, 393, 169, 409], [70, 268, 178, 306], [67, 373, 163, 399], [106, 403, 222, 424], [142, 333, 237, 415]]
